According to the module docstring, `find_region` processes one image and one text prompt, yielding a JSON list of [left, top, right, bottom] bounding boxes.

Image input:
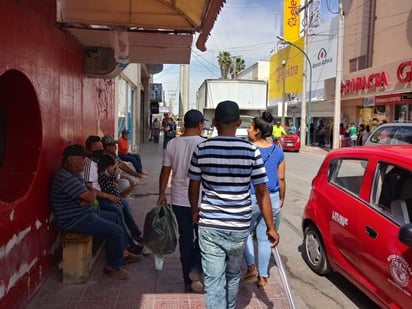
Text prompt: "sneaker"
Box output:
[[103, 267, 129, 280], [124, 252, 141, 264], [189, 271, 204, 293], [132, 234, 145, 243], [128, 244, 144, 256]]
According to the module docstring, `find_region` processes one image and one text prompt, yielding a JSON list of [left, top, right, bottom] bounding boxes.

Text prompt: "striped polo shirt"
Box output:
[[50, 167, 95, 230], [188, 136, 268, 231]]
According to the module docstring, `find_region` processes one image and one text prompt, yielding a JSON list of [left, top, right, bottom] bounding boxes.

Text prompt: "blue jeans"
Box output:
[[69, 210, 124, 268], [244, 192, 281, 277], [199, 226, 249, 309], [172, 205, 201, 286], [97, 198, 133, 250], [120, 198, 142, 238], [118, 153, 143, 173]]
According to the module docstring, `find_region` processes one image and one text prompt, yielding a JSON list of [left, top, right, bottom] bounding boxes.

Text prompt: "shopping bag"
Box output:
[[143, 204, 178, 256]]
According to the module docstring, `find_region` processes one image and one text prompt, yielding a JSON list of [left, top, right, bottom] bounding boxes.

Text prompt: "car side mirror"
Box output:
[[398, 223, 412, 248]]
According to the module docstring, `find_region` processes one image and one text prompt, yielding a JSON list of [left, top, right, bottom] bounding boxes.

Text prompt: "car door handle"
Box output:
[[365, 226, 378, 239]]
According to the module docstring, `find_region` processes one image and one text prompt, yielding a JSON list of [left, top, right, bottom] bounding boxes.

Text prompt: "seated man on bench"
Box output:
[[50, 144, 140, 280]]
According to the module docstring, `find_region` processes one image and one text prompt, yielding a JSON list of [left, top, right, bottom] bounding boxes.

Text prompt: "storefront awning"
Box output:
[[57, 0, 226, 64]]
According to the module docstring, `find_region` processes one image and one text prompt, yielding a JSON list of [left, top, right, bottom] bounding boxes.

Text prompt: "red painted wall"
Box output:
[[0, 1, 115, 307]]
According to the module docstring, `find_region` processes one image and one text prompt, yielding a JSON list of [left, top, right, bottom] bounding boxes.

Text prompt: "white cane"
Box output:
[[272, 247, 296, 309]]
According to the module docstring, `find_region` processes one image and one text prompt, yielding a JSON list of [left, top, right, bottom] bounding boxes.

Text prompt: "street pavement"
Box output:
[[26, 139, 327, 309]]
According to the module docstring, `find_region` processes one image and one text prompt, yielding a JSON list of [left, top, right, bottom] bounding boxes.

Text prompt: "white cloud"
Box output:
[[154, 0, 338, 113]]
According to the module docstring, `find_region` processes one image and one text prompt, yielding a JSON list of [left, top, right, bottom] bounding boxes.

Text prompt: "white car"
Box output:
[[364, 122, 412, 146]]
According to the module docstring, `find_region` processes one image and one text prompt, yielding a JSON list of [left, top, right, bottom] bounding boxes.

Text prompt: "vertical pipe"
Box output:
[[333, 0, 344, 149]]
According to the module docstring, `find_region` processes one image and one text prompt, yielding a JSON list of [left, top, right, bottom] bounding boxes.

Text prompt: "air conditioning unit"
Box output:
[[84, 46, 123, 79]]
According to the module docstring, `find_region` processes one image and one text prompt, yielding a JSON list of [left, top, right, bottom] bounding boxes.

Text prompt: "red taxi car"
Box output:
[[302, 145, 412, 309], [280, 127, 300, 152]]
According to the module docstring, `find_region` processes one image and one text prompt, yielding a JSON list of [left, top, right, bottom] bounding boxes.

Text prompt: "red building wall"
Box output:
[[0, 1, 115, 307]]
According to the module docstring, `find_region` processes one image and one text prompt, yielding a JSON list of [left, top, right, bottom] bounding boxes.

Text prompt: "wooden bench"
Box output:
[[61, 232, 104, 284]]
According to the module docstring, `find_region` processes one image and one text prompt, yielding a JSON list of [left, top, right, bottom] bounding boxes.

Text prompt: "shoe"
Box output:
[[103, 267, 129, 280], [128, 244, 144, 256], [257, 276, 268, 289], [124, 252, 141, 264], [242, 269, 258, 283], [132, 235, 145, 243], [189, 270, 204, 293]]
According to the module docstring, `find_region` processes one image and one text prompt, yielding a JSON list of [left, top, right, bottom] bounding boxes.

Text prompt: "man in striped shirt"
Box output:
[[188, 101, 280, 309], [50, 144, 139, 280]]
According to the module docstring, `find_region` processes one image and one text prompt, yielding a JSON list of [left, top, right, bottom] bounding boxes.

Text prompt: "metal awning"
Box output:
[[57, 0, 226, 64]]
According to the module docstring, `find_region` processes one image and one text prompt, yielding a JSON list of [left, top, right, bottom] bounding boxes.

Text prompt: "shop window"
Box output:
[[395, 104, 409, 121], [0, 70, 42, 202]]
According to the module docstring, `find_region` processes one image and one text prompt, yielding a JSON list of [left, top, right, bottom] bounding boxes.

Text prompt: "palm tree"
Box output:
[[230, 57, 246, 79], [217, 51, 232, 79]]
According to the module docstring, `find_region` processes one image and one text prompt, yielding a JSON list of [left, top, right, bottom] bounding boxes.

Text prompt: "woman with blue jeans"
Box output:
[[243, 112, 286, 289]]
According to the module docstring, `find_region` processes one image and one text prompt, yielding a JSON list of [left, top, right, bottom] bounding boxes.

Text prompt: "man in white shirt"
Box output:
[[157, 110, 206, 293]]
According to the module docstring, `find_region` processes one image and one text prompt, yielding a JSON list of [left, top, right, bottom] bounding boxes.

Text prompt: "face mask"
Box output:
[[91, 149, 104, 159]]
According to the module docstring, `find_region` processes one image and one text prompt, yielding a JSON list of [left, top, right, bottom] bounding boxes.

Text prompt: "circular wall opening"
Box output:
[[0, 70, 42, 202]]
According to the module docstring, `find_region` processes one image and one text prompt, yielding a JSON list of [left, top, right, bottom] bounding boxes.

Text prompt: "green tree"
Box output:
[[230, 57, 245, 79], [217, 51, 232, 79]]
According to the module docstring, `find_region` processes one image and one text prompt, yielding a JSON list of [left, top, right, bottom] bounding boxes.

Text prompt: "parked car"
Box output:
[[364, 122, 412, 146], [279, 127, 300, 152], [206, 115, 254, 139], [302, 145, 412, 309]]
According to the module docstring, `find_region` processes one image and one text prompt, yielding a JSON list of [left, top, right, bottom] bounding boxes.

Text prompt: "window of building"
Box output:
[[358, 55, 367, 70], [349, 58, 357, 73], [349, 55, 367, 72]]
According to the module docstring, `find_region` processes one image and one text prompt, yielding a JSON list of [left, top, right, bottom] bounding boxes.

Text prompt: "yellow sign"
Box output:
[[268, 38, 304, 100], [283, 0, 300, 42]]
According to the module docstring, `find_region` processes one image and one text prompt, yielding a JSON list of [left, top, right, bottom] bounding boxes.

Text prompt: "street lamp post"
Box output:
[[281, 60, 286, 126], [276, 35, 312, 145]]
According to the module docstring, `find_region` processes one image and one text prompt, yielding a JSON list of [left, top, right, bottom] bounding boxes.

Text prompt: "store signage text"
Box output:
[[397, 61, 412, 83], [286, 0, 299, 28], [313, 48, 333, 68], [276, 65, 299, 82], [341, 72, 390, 94]]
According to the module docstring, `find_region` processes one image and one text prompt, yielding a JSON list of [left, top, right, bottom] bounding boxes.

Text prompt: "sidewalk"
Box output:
[[27, 141, 294, 309]]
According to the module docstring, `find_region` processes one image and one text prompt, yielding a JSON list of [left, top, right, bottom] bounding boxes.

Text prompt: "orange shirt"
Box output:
[[118, 136, 129, 154]]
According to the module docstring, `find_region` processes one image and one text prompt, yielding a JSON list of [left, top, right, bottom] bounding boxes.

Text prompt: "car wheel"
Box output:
[[303, 225, 331, 275]]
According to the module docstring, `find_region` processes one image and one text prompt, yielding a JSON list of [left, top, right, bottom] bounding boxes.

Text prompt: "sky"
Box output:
[[153, 0, 339, 113]]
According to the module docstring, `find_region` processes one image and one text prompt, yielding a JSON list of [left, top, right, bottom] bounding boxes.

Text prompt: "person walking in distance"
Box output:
[[188, 101, 279, 309], [242, 111, 286, 289], [158, 109, 207, 293]]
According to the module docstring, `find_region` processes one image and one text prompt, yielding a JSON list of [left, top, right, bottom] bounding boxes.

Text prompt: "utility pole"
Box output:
[[179, 64, 189, 117], [300, 0, 309, 146], [333, 0, 344, 149]]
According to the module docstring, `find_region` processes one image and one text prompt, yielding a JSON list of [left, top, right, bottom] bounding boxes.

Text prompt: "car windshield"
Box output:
[[368, 125, 412, 145], [239, 116, 253, 128]]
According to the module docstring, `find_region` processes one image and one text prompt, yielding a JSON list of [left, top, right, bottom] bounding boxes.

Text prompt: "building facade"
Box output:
[[0, 2, 116, 307], [340, 0, 412, 127]]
